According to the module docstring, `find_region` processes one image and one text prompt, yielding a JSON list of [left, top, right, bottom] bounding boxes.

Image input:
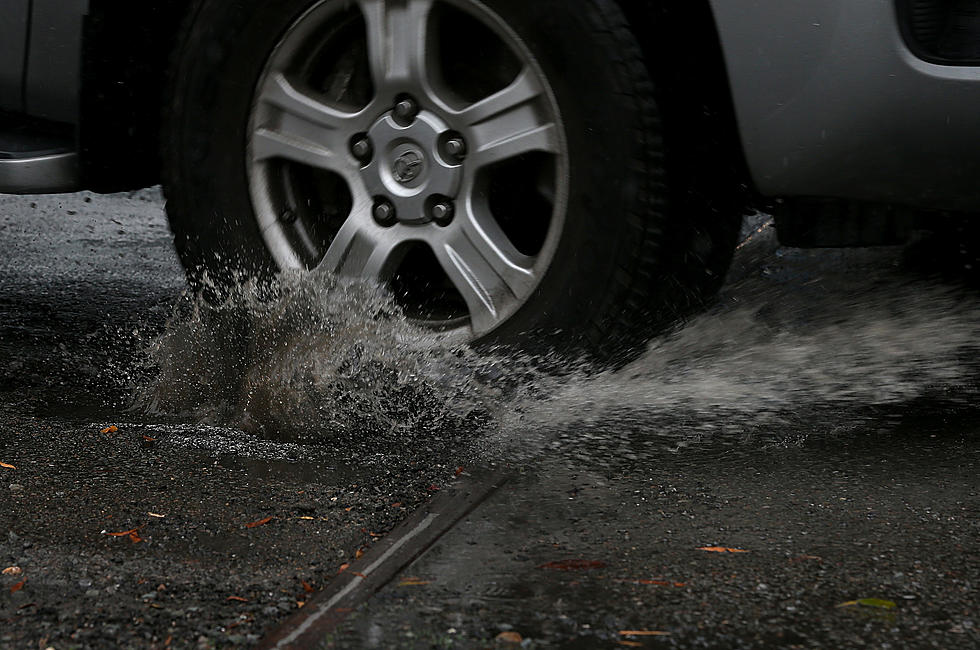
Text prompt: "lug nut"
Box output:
[[445, 136, 467, 161], [372, 199, 397, 226], [350, 135, 373, 163], [430, 200, 455, 226], [393, 95, 419, 126]]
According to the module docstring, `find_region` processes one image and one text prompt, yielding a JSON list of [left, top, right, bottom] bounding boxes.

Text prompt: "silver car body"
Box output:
[[2, 0, 979, 213], [710, 0, 980, 212]]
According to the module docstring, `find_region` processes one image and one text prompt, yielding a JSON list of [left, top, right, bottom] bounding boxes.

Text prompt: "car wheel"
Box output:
[[163, 0, 739, 361]]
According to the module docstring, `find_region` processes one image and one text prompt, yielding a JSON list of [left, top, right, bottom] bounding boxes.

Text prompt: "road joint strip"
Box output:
[[258, 468, 508, 649]]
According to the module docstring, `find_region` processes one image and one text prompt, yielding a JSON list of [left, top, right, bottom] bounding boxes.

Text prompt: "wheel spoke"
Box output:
[[435, 206, 536, 333], [357, 0, 435, 92], [252, 73, 361, 173], [456, 68, 560, 170], [321, 207, 407, 280]]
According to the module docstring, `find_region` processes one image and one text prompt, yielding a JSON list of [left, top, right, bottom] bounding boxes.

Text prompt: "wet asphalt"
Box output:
[[0, 190, 978, 649]]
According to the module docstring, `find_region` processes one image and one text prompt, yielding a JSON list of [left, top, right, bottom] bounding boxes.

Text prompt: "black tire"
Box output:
[[162, 0, 740, 363]]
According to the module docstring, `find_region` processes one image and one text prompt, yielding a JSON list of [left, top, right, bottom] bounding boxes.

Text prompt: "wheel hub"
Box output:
[[361, 108, 461, 225]]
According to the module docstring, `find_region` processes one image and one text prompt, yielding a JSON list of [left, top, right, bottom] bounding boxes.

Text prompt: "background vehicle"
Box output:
[[2, 0, 979, 359]]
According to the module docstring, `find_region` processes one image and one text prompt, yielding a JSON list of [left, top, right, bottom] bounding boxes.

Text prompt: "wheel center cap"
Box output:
[[392, 149, 425, 184], [362, 110, 462, 223]]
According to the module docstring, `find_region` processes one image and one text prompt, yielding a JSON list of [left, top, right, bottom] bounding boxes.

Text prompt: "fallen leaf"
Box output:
[[301, 580, 314, 594], [142, 435, 157, 442], [104, 527, 142, 537], [344, 506, 353, 512], [495, 631, 523, 643], [0, 462, 15, 469], [427, 484, 440, 492], [620, 630, 670, 636], [338, 563, 350, 573], [454, 466, 464, 476], [391, 502, 402, 508], [352, 571, 366, 578], [10, 580, 25, 593], [618, 642, 643, 648], [398, 579, 431, 586], [538, 559, 607, 571], [697, 546, 749, 553], [227, 596, 248, 602], [101, 426, 118, 434], [295, 516, 314, 520], [838, 598, 897, 609], [128, 531, 143, 543], [296, 601, 305, 608], [148, 512, 165, 518], [164, 635, 172, 647], [245, 516, 273, 529], [2, 567, 22, 575], [17, 602, 36, 610], [633, 579, 686, 587], [355, 548, 365, 560]]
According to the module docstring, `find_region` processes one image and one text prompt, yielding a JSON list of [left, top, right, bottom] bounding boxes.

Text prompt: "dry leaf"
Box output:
[[301, 580, 314, 594], [0, 462, 15, 470], [227, 596, 248, 602], [296, 601, 305, 608], [495, 631, 523, 643], [454, 466, 464, 476], [245, 516, 273, 529], [397, 579, 431, 586], [538, 559, 607, 571], [10, 580, 25, 593], [128, 531, 143, 543], [634, 579, 686, 587], [618, 642, 643, 648], [697, 546, 749, 553], [391, 502, 402, 508], [295, 516, 314, 520], [352, 571, 367, 578], [355, 548, 365, 560], [142, 435, 157, 442], [104, 527, 142, 537], [2, 567, 21, 575], [837, 598, 897, 610], [338, 563, 350, 573], [101, 426, 118, 434], [148, 512, 165, 518], [620, 630, 670, 636]]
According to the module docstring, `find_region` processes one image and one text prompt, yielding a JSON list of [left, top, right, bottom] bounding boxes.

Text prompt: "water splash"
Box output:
[[133, 226, 980, 460], [133, 271, 534, 447]]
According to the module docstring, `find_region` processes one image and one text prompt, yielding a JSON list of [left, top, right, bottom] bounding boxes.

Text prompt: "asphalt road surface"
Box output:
[[0, 190, 977, 649]]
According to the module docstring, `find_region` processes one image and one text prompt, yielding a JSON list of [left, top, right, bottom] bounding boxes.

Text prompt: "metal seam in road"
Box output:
[[258, 469, 508, 649], [273, 513, 440, 648]]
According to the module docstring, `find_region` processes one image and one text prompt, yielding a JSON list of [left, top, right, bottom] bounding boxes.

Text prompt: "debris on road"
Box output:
[[837, 598, 897, 609], [697, 546, 749, 553], [245, 516, 273, 529]]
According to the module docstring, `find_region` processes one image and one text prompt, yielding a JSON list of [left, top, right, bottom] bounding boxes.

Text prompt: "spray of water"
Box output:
[[133, 225, 980, 460]]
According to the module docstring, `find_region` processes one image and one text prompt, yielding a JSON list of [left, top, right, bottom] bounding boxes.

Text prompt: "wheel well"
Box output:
[[615, 0, 755, 212], [79, 0, 192, 192]]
